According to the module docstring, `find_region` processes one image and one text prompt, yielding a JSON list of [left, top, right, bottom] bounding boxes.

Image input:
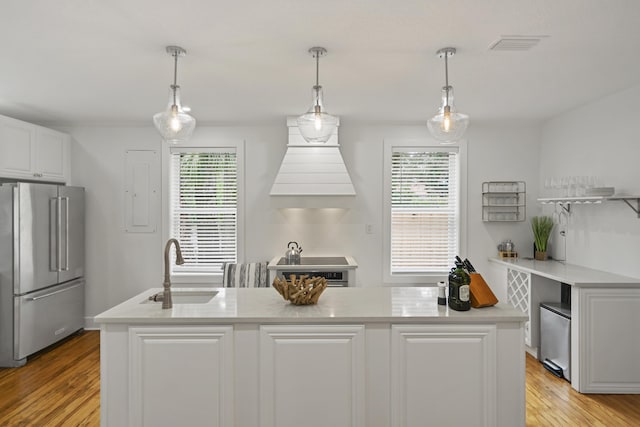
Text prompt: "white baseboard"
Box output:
[[84, 316, 99, 330]]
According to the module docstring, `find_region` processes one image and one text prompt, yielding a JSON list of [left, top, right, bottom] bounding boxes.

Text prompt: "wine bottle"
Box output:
[[448, 265, 471, 311]]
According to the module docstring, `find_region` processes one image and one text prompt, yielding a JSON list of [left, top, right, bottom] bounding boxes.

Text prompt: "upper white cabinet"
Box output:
[[0, 115, 69, 183]]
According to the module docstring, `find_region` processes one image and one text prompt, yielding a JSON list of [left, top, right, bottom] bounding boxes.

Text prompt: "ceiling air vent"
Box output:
[[489, 36, 545, 51]]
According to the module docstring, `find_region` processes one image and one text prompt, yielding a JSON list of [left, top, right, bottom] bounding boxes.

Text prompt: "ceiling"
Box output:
[[2, 0, 640, 127]]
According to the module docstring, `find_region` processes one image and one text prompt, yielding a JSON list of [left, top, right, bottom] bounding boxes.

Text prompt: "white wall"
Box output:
[[68, 121, 541, 324], [539, 85, 640, 279], [69, 126, 164, 326]]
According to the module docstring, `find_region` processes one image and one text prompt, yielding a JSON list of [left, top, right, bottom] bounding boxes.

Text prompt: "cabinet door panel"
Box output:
[[129, 326, 234, 427], [0, 119, 34, 176], [35, 128, 67, 180], [576, 288, 640, 393], [0, 116, 68, 182], [259, 324, 365, 427], [391, 324, 497, 427]]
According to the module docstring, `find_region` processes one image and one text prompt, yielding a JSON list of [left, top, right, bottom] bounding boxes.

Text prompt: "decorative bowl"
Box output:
[[272, 274, 327, 305]]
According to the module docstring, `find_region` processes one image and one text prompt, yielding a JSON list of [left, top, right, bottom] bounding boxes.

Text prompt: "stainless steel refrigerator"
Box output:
[[0, 182, 85, 367]]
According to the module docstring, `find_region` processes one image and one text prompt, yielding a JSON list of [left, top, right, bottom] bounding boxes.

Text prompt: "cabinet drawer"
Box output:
[[15, 280, 84, 359]]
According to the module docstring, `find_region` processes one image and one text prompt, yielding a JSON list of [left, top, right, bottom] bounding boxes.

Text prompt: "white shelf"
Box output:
[[538, 196, 605, 203], [537, 195, 640, 218]]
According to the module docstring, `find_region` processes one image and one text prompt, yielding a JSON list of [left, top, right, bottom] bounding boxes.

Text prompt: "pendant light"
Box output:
[[297, 47, 338, 143], [153, 46, 196, 144], [427, 47, 469, 143]]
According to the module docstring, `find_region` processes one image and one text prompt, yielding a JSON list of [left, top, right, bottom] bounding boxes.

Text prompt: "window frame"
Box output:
[[162, 139, 245, 284], [382, 139, 467, 285]]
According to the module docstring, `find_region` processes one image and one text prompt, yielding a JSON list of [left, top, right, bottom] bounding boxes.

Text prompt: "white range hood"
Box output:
[[270, 117, 355, 196]]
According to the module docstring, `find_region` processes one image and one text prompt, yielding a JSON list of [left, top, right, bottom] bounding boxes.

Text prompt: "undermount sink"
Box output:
[[142, 290, 219, 305]]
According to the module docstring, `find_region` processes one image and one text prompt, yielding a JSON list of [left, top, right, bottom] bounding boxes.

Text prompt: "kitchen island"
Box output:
[[95, 287, 527, 427], [489, 257, 640, 394]]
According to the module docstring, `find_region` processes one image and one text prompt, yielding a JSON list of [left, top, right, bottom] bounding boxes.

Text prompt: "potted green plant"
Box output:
[[531, 216, 554, 260]]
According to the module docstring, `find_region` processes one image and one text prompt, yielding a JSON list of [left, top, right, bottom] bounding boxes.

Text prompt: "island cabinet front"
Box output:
[[102, 325, 235, 427], [100, 321, 524, 427], [390, 324, 499, 427]]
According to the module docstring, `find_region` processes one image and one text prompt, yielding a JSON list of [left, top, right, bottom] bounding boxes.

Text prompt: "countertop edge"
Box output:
[[489, 257, 640, 286], [94, 287, 527, 325], [95, 316, 528, 325]]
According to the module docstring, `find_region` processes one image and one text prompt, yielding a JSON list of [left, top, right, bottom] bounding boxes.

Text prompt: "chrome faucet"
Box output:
[[162, 238, 185, 309]]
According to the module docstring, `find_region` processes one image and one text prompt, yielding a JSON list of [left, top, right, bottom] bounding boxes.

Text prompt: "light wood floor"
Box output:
[[1, 331, 639, 426], [0, 331, 100, 426]]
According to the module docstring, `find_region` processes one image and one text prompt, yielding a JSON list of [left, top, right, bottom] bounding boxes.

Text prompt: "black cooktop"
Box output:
[[277, 256, 348, 266]]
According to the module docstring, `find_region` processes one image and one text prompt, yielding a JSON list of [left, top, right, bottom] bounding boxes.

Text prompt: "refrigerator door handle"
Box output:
[[26, 282, 84, 301], [57, 196, 63, 272], [49, 197, 59, 272], [62, 197, 69, 271]]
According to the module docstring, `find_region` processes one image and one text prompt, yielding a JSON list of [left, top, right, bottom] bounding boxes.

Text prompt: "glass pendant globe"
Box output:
[[153, 86, 196, 144], [427, 86, 469, 144], [297, 85, 338, 143]]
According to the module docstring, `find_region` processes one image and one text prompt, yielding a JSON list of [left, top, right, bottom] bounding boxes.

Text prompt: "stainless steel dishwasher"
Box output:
[[539, 302, 572, 381]]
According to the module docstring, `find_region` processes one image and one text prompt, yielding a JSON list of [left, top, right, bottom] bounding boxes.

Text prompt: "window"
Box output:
[[383, 141, 465, 282], [169, 147, 239, 275]]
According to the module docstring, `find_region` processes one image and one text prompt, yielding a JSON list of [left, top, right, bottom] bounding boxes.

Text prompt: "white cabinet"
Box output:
[[0, 116, 34, 176], [128, 325, 234, 427], [100, 319, 524, 427], [0, 115, 69, 182], [391, 325, 497, 427], [259, 324, 366, 427], [572, 287, 640, 393], [33, 127, 68, 181]]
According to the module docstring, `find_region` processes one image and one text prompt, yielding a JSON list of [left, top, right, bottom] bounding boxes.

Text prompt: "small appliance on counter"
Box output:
[[284, 241, 303, 264], [497, 239, 518, 258]]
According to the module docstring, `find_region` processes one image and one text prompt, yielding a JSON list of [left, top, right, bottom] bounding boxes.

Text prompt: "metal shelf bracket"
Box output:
[[618, 198, 640, 218]]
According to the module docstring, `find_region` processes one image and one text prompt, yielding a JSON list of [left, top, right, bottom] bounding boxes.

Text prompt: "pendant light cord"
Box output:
[[444, 51, 450, 107], [314, 51, 321, 108], [172, 51, 179, 106], [315, 51, 320, 87]]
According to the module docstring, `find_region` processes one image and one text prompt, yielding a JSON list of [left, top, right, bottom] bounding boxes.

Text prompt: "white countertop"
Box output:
[[489, 257, 640, 287], [94, 286, 527, 325]]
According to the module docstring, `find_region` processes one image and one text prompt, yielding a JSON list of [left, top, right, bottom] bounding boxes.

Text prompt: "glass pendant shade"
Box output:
[[428, 47, 469, 144], [297, 85, 338, 143], [427, 86, 469, 143], [297, 46, 337, 143], [153, 45, 196, 144], [153, 86, 196, 144]]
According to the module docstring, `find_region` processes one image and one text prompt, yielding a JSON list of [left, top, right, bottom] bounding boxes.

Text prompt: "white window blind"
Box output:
[[390, 148, 459, 274], [169, 148, 237, 274]]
